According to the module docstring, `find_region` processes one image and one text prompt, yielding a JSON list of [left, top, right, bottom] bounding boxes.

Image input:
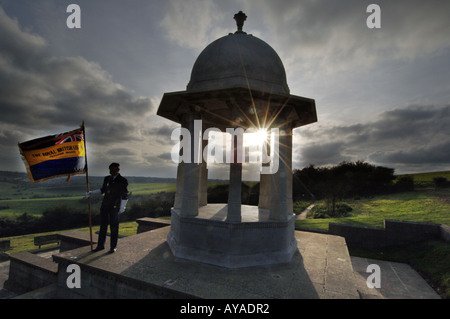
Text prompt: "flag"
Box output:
[[18, 125, 87, 182]]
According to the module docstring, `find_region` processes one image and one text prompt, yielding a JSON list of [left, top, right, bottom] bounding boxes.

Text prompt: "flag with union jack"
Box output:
[[18, 125, 87, 182]]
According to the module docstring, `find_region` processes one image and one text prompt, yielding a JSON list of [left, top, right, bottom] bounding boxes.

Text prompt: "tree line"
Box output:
[[293, 161, 403, 199], [293, 161, 414, 216]]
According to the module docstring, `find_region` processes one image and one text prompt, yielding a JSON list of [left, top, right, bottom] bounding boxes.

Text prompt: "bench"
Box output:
[[136, 217, 171, 234], [0, 239, 12, 252], [34, 234, 60, 249]]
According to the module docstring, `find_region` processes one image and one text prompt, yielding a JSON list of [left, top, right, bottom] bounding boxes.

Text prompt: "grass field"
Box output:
[[0, 181, 87, 199], [0, 182, 176, 219], [1, 221, 139, 254], [295, 188, 450, 230], [396, 170, 450, 184], [0, 197, 89, 218], [127, 183, 176, 195]]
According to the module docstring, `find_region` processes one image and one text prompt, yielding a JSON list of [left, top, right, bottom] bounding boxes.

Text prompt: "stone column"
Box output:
[[199, 137, 208, 207], [227, 134, 242, 222], [180, 113, 201, 217], [258, 132, 271, 210], [173, 162, 184, 210], [269, 126, 293, 221]]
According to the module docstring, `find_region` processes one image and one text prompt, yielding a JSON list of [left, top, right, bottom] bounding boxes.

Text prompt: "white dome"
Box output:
[[187, 32, 290, 95]]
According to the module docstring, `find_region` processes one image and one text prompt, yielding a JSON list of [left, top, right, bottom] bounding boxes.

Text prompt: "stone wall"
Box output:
[[57, 230, 96, 252], [4, 252, 57, 294], [328, 219, 449, 249]]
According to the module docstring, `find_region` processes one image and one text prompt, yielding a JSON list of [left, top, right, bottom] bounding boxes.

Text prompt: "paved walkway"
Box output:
[[296, 203, 316, 220], [351, 256, 441, 299]]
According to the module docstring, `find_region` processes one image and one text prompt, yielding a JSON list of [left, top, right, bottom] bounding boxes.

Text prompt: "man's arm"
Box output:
[[119, 178, 129, 213], [85, 176, 108, 198]]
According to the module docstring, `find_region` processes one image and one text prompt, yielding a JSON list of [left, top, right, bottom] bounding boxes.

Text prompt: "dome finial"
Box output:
[[234, 11, 247, 34]]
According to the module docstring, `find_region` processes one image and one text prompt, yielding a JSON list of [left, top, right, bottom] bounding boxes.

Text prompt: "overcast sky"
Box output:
[[1, 0, 449, 180]]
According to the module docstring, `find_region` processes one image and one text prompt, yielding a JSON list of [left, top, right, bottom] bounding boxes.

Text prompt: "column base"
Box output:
[[167, 205, 298, 268]]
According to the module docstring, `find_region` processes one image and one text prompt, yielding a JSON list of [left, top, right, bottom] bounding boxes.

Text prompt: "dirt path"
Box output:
[[296, 203, 316, 220]]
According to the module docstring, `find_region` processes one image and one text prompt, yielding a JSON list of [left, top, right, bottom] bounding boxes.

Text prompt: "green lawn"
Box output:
[[0, 181, 86, 200], [295, 188, 450, 230], [2, 221, 139, 254], [127, 183, 176, 195], [0, 197, 90, 218]]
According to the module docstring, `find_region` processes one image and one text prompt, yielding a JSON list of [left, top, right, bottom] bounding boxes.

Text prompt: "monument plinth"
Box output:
[[157, 12, 317, 268]]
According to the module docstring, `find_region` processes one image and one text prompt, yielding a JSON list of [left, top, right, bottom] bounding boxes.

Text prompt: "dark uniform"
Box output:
[[97, 173, 128, 251]]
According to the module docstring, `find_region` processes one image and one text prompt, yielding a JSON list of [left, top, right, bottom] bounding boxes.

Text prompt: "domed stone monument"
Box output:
[[187, 13, 289, 96], [157, 11, 317, 268]]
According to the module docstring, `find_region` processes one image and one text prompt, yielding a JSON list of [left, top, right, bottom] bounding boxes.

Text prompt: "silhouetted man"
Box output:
[[86, 162, 128, 253]]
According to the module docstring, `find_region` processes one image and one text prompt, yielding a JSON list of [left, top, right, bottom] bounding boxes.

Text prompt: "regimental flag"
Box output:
[[18, 125, 87, 182]]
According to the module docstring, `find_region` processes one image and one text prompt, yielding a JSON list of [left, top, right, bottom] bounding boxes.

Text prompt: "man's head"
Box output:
[[109, 162, 120, 176]]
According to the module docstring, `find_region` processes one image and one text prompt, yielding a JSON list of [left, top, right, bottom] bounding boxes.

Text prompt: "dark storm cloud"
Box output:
[[295, 105, 450, 172], [0, 6, 46, 67], [0, 6, 155, 146], [371, 141, 450, 165], [1, 1, 450, 178], [299, 141, 347, 166], [253, 0, 450, 70]]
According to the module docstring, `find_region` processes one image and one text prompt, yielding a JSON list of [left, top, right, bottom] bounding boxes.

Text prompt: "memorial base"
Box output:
[[167, 204, 297, 268], [52, 223, 359, 299]]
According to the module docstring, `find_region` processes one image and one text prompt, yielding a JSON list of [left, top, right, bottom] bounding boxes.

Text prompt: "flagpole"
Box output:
[[82, 121, 94, 251]]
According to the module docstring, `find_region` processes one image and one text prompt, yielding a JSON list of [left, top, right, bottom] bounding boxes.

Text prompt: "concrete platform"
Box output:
[[53, 226, 359, 299], [0, 227, 443, 299], [351, 256, 441, 299]]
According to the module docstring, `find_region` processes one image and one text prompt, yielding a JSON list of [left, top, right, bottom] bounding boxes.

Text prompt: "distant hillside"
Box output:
[[396, 170, 450, 182], [0, 170, 177, 185], [3, 169, 449, 185]]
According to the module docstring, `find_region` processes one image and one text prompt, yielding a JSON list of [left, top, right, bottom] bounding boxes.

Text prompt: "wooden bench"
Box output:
[[34, 234, 60, 249], [136, 217, 171, 234], [0, 239, 12, 252]]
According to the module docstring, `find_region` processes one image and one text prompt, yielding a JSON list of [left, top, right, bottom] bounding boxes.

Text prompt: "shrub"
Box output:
[[394, 176, 415, 192], [433, 177, 449, 189], [335, 203, 353, 216], [293, 161, 396, 201], [310, 202, 352, 219]]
